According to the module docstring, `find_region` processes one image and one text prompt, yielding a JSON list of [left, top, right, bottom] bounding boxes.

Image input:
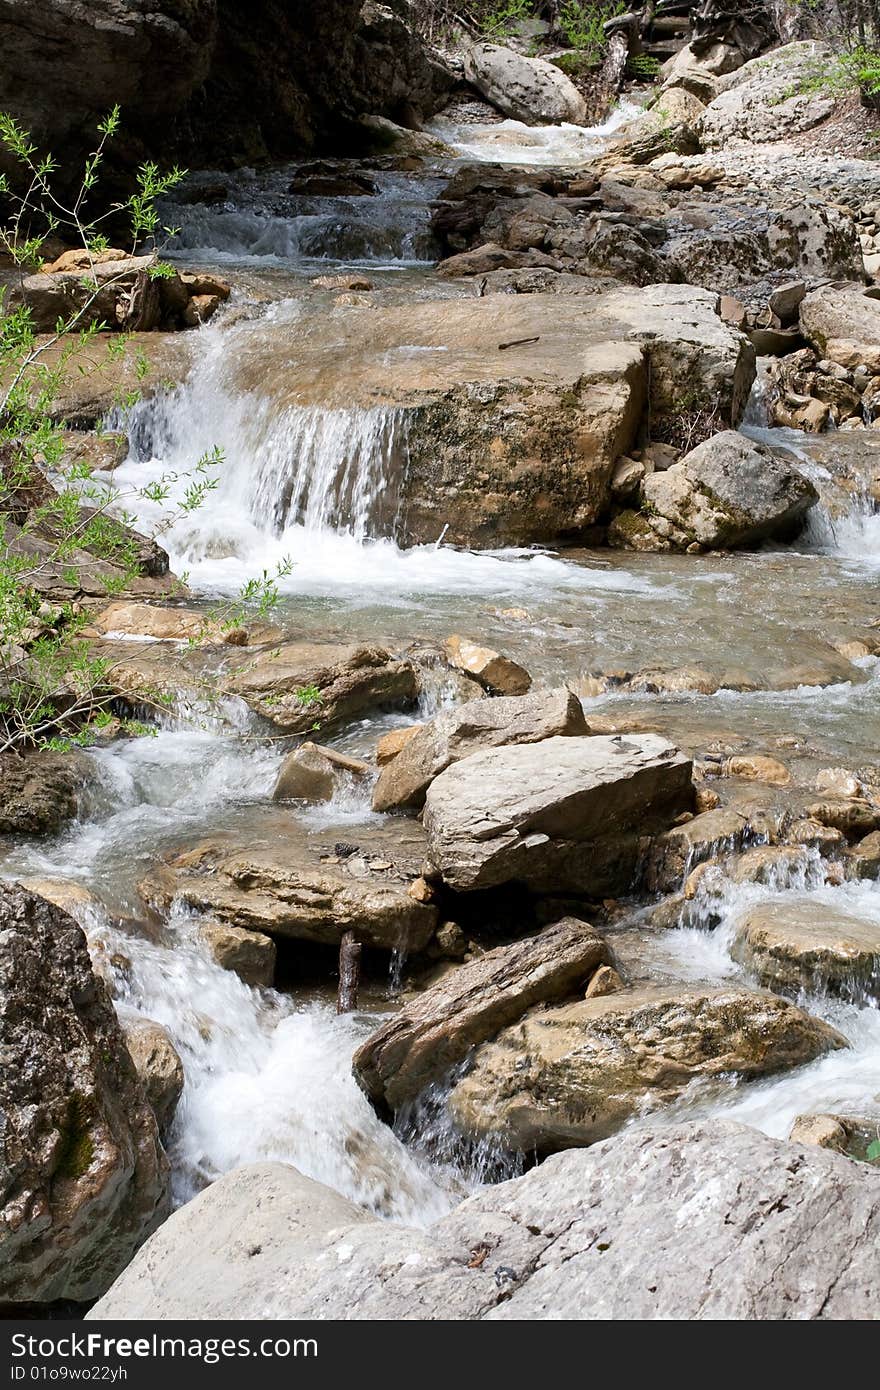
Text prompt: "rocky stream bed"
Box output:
[[2, 7, 880, 1320]]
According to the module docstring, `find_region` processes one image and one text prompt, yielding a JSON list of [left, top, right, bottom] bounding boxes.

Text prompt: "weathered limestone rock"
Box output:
[[808, 799, 880, 838], [448, 984, 846, 1153], [272, 742, 371, 803], [767, 205, 863, 282], [645, 807, 763, 892], [724, 753, 791, 785], [815, 767, 863, 800], [226, 288, 753, 548], [732, 899, 880, 998], [660, 41, 742, 101], [0, 750, 95, 836], [121, 1018, 184, 1136], [846, 830, 880, 880], [353, 918, 611, 1113], [614, 86, 705, 162], [423, 734, 694, 895], [21, 255, 226, 334], [443, 636, 531, 696], [147, 814, 437, 953], [617, 431, 817, 552], [593, 284, 755, 426], [800, 285, 880, 373], [698, 43, 837, 148], [223, 643, 418, 734], [584, 963, 624, 998], [462, 42, 587, 126], [0, 884, 169, 1304], [88, 1122, 880, 1320], [372, 687, 586, 814], [436, 242, 562, 278], [195, 919, 276, 987], [85, 599, 275, 646]]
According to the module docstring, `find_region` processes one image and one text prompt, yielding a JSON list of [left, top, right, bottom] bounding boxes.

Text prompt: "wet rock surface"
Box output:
[[0, 751, 96, 836], [732, 899, 880, 998], [145, 812, 437, 952], [4, 6, 880, 1323]]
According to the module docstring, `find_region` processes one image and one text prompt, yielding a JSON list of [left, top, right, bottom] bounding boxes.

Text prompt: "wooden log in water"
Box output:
[[337, 930, 362, 1014]]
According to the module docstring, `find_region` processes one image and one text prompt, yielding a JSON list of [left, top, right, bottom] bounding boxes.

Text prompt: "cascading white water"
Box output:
[[162, 169, 446, 267], [644, 853, 880, 1139], [741, 368, 880, 565], [428, 100, 643, 165], [11, 108, 880, 1249], [106, 308, 665, 604], [247, 404, 407, 540], [1, 728, 463, 1225]]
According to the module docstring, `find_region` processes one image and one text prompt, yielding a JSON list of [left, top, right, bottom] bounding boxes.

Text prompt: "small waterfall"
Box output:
[[429, 99, 643, 165], [107, 320, 411, 589], [248, 405, 408, 540]]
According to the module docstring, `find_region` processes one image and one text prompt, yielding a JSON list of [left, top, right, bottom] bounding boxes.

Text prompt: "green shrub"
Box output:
[[0, 110, 289, 752]]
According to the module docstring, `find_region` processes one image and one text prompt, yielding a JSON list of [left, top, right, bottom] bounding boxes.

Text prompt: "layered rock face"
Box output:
[[88, 1122, 880, 1320], [372, 687, 587, 813], [145, 812, 437, 952], [0, 884, 169, 1305]]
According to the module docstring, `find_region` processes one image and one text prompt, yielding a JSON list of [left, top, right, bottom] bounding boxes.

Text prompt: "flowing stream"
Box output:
[[6, 110, 880, 1226]]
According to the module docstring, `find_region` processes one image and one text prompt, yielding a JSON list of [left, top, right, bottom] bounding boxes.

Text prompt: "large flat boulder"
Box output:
[[611, 430, 817, 552], [352, 918, 611, 1114], [462, 41, 587, 125], [447, 984, 847, 1154], [88, 1121, 880, 1319], [732, 899, 880, 999], [143, 813, 437, 952], [372, 687, 586, 814], [223, 287, 753, 548], [0, 884, 169, 1304], [423, 734, 694, 895]]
